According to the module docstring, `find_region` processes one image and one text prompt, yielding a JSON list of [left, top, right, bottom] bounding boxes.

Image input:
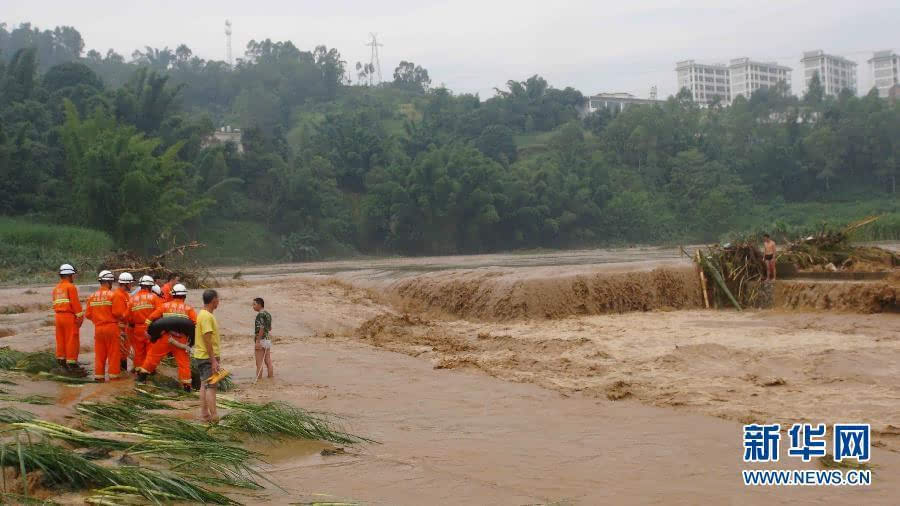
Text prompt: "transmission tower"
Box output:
[[366, 33, 383, 86], [225, 20, 233, 67]]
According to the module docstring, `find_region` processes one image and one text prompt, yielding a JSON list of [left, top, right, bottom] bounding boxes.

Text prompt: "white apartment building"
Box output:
[[869, 50, 899, 98], [800, 50, 858, 97], [728, 58, 792, 102], [675, 60, 730, 106]]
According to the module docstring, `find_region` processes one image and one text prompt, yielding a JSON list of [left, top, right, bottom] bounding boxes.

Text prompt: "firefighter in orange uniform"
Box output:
[[112, 272, 134, 373], [136, 283, 196, 391], [84, 270, 120, 381], [52, 264, 85, 372], [129, 275, 160, 373], [160, 274, 179, 303]]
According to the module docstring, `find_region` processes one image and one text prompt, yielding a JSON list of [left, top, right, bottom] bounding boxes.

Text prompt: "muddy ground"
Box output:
[[0, 248, 899, 504]]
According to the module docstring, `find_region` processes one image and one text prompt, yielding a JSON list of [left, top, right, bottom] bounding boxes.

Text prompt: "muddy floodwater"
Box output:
[[1, 244, 899, 504]]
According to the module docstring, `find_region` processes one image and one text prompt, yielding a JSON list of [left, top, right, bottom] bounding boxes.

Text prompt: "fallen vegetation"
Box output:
[[0, 347, 372, 504], [0, 348, 92, 386], [100, 242, 215, 289]]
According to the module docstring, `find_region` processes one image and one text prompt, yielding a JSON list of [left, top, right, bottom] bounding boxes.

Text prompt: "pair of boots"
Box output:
[[135, 370, 191, 393], [56, 358, 87, 377]]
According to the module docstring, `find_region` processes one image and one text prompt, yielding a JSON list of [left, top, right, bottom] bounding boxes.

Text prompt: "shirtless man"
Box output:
[[763, 234, 777, 281]]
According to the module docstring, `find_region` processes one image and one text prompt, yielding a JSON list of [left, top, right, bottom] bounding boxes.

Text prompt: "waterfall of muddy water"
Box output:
[[777, 277, 899, 312], [374, 261, 703, 320]]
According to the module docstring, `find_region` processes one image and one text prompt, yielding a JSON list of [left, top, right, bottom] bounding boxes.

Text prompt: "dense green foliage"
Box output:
[[1, 22, 898, 263]]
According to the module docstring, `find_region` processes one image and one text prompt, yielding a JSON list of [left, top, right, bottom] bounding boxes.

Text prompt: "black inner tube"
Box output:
[[147, 316, 196, 346]]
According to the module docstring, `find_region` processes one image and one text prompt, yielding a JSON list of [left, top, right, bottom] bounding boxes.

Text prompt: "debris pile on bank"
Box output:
[[100, 242, 214, 288], [693, 217, 899, 309]]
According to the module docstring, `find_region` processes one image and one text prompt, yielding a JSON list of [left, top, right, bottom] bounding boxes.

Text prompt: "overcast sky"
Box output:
[[6, 0, 899, 99]]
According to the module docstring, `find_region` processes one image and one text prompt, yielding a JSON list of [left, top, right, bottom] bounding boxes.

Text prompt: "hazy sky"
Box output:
[[6, 0, 900, 99]]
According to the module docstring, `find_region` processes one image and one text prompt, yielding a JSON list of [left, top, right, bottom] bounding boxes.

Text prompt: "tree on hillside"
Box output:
[[1, 48, 38, 105], [131, 46, 174, 70], [0, 23, 84, 70], [43, 61, 103, 93], [393, 61, 431, 93], [803, 71, 824, 108], [475, 124, 517, 164], [60, 100, 211, 249], [313, 45, 346, 97], [313, 105, 389, 193], [802, 125, 843, 192], [114, 67, 183, 134]]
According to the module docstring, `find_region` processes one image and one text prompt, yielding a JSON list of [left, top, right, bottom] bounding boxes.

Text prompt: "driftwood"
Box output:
[[695, 251, 710, 309], [100, 242, 214, 288]]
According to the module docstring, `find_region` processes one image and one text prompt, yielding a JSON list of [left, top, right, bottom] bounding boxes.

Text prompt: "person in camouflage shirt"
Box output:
[[252, 297, 274, 379]]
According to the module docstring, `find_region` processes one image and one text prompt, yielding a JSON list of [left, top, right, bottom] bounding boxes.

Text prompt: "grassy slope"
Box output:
[[0, 217, 114, 284], [191, 219, 283, 265]]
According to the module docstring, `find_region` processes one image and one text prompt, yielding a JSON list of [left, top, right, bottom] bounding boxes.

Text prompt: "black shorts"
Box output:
[[196, 358, 216, 385], [764, 254, 774, 261]]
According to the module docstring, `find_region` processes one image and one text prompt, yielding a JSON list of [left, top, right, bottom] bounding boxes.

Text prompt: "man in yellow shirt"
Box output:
[[193, 289, 221, 422]]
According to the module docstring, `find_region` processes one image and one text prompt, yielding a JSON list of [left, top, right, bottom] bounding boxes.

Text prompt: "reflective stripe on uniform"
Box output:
[[89, 301, 112, 306], [162, 313, 190, 318], [53, 298, 71, 304], [131, 304, 155, 311]]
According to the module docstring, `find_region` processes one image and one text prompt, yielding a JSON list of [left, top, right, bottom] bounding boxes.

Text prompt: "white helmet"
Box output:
[[98, 270, 115, 282], [59, 264, 76, 275], [118, 272, 134, 284], [151, 285, 162, 296], [171, 283, 188, 297], [138, 275, 155, 286]]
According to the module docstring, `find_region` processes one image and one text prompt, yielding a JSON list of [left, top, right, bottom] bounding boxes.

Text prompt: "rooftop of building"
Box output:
[[675, 60, 727, 69], [868, 49, 898, 62], [728, 57, 792, 71], [800, 50, 857, 66]]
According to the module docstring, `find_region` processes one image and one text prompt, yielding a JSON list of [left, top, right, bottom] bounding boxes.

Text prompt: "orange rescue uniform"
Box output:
[[84, 286, 120, 380], [52, 279, 83, 365], [111, 286, 132, 369], [160, 282, 174, 302], [138, 299, 196, 385], [128, 289, 160, 373]]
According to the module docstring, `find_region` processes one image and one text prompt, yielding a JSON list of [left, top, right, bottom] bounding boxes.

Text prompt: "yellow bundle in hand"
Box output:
[[207, 369, 230, 385]]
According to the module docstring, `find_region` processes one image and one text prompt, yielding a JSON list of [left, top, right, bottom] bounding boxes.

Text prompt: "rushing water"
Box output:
[[215, 245, 698, 282]]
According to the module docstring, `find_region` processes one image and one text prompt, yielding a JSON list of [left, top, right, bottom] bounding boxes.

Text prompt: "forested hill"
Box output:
[[1, 22, 898, 264]]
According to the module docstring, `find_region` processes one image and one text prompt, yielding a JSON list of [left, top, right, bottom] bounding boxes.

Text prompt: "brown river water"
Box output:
[[1, 244, 898, 504]]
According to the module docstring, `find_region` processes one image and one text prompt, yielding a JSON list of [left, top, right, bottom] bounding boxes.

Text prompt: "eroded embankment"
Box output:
[[776, 277, 899, 313], [379, 263, 703, 321]]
